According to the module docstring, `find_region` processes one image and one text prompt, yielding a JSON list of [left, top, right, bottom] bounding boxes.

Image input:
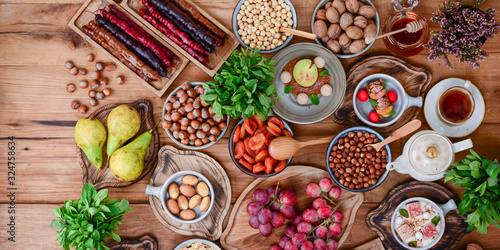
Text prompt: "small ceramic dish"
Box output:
[[228, 114, 294, 178], [173, 238, 221, 250], [272, 43, 346, 124], [391, 197, 457, 249], [312, 0, 380, 58], [145, 170, 215, 224], [353, 73, 422, 127], [162, 82, 230, 150], [232, 0, 297, 53], [326, 126, 392, 192]]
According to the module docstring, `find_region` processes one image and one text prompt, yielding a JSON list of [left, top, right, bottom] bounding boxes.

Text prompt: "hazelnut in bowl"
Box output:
[[229, 114, 294, 177], [232, 0, 297, 53], [326, 127, 391, 192], [312, 0, 379, 58], [162, 82, 230, 150]]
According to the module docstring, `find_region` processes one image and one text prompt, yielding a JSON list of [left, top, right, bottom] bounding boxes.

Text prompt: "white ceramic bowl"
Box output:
[[173, 238, 221, 250], [145, 171, 215, 224], [353, 73, 422, 127], [162, 82, 230, 150], [391, 197, 457, 250]]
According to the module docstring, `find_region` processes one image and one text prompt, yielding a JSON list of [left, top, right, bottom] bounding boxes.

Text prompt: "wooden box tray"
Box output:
[[106, 235, 158, 250], [121, 0, 240, 76], [77, 99, 160, 190], [332, 55, 432, 136], [366, 181, 469, 250], [220, 165, 364, 249], [68, 0, 189, 97], [148, 146, 232, 241]]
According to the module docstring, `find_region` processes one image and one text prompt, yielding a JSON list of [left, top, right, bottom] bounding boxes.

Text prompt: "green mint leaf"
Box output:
[[369, 99, 378, 107], [399, 208, 409, 218], [408, 241, 417, 247], [319, 70, 329, 76], [284, 85, 293, 94], [487, 161, 500, 177], [382, 82, 387, 89], [388, 110, 396, 116], [432, 215, 440, 226], [310, 94, 320, 105], [112, 232, 121, 242], [51, 220, 65, 229]]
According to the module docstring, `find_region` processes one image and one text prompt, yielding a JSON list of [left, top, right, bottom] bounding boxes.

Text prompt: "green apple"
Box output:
[[293, 59, 318, 87]]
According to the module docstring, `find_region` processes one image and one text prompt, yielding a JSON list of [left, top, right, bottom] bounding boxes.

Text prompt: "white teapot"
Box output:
[[387, 130, 472, 181]]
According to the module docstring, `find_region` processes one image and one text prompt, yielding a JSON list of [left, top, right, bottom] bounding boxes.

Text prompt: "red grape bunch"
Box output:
[[270, 177, 344, 250], [247, 183, 298, 237]]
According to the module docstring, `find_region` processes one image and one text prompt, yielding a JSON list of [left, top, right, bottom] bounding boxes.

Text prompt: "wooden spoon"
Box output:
[[279, 27, 317, 40], [269, 135, 335, 161], [365, 119, 422, 151], [364, 21, 423, 44]]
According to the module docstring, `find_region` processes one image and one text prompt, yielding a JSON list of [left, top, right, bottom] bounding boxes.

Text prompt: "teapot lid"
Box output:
[[408, 132, 453, 175]]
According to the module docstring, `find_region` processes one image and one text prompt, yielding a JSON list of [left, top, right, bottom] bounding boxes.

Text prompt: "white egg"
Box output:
[[415, 232, 423, 240], [320, 84, 333, 97], [296, 93, 309, 105], [395, 217, 403, 225], [280, 71, 292, 84], [423, 212, 431, 219], [314, 56, 326, 68]]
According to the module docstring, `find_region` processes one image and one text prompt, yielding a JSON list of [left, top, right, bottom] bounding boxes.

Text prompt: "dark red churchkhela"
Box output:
[[170, 0, 226, 39]]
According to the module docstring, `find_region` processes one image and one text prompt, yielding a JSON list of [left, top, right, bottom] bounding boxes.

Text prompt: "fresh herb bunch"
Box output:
[[444, 150, 500, 234], [201, 48, 278, 121], [426, 0, 499, 69], [50, 184, 133, 250]]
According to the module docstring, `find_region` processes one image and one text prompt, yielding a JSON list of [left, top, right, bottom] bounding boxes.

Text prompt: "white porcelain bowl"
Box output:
[[173, 238, 221, 250]]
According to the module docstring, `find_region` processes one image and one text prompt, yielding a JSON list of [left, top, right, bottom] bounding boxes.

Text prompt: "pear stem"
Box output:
[[149, 119, 161, 133], [93, 168, 100, 184]]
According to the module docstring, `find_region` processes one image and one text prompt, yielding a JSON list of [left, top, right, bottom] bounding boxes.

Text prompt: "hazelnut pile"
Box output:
[[328, 131, 388, 190], [314, 0, 377, 54], [236, 0, 294, 51], [65, 40, 123, 114]]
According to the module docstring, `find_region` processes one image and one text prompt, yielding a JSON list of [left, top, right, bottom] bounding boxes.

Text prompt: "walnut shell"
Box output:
[[314, 20, 328, 38], [346, 0, 359, 14], [357, 1, 365, 7], [328, 23, 341, 39], [339, 13, 353, 30], [364, 23, 377, 38], [354, 16, 367, 29], [368, 19, 375, 25], [342, 45, 351, 54], [316, 9, 328, 21], [321, 35, 330, 44], [332, 0, 346, 15], [346, 26, 364, 39], [358, 5, 376, 19], [339, 33, 351, 48], [327, 39, 341, 53], [326, 7, 340, 23], [349, 39, 367, 53], [325, 1, 333, 9]]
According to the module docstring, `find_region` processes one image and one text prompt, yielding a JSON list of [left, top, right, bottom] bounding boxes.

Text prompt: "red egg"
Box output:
[[369, 111, 380, 123], [387, 91, 398, 103], [357, 90, 369, 102]]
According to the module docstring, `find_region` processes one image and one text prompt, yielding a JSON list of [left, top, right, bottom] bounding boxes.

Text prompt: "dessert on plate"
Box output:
[[394, 201, 441, 248]]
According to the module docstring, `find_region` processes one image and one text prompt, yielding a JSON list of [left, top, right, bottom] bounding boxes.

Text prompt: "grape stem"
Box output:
[[306, 199, 346, 239], [266, 182, 280, 209]]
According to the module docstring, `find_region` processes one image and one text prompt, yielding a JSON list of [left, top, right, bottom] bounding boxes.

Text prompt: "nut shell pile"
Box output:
[[166, 175, 211, 220], [163, 82, 227, 147], [314, 0, 377, 54], [328, 131, 387, 190]]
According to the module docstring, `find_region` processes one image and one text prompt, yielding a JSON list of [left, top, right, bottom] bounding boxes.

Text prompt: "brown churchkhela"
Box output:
[[170, 0, 226, 39]]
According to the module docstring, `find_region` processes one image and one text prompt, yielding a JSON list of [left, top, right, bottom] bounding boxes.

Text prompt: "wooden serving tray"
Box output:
[[121, 0, 240, 76], [366, 181, 469, 250], [332, 55, 432, 136], [148, 146, 232, 241], [77, 99, 160, 190], [352, 238, 384, 250], [220, 165, 364, 249], [68, 0, 189, 97], [106, 235, 158, 250]]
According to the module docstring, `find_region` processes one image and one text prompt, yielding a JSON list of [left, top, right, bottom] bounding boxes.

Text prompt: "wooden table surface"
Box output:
[[1, 0, 499, 249]]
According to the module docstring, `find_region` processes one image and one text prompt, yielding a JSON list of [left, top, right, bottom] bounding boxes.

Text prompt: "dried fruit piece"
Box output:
[[196, 182, 210, 197], [180, 184, 196, 197], [189, 194, 202, 209], [168, 183, 180, 199], [180, 209, 196, 220], [199, 196, 211, 212], [166, 199, 180, 214], [182, 175, 199, 186]]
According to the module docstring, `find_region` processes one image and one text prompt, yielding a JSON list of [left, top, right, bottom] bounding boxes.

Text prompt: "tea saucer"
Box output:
[[424, 78, 485, 138]]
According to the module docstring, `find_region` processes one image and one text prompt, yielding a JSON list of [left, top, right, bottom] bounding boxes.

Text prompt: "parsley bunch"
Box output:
[[201, 48, 278, 121], [50, 184, 133, 250], [444, 150, 500, 234]]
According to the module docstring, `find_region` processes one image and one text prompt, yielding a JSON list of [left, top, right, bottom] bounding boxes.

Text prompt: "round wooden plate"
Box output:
[[148, 146, 232, 241], [77, 99, 160, 190], [220, 165, 364, 249], [331, 55, 432, 136], [106, 235, 158, 250], [366, 181, 469, 250]]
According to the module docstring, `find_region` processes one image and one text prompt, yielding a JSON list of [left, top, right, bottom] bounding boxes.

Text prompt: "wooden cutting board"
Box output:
[[366, 181, 469, 250], [106, 235, 158, 250], [148, 146, 232, 241], [220, 165, 364, 249], [331, 55, 432, 136], [77, 99, 160, 190], [352, 238, 384, 250]]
